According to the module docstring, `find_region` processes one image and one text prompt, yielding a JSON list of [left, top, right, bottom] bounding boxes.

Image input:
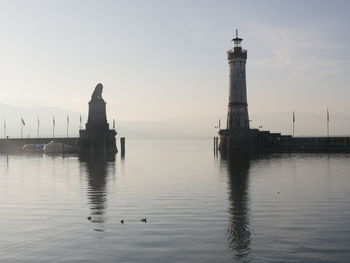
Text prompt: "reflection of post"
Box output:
[[213, 137, 219, 153], [222, 154, 252, 259]]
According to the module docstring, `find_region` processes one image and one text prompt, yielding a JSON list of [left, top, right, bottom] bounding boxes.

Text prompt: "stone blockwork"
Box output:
[[219, 128, 350, 154]]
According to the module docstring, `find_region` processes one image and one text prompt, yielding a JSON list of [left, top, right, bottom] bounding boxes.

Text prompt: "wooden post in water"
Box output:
[[120, 137, 125, 156], [213, 137, 219, 152]]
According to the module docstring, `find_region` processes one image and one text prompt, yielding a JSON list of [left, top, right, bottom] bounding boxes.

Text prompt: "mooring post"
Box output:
[[120, 137, 125, 156]]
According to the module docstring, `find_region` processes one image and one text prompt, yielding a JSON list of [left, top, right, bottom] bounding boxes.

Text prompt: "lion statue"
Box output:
[[91, 83, 103, 100]]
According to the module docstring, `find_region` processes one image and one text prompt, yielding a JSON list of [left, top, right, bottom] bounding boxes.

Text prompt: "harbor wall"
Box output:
[[0, 137, 80, 153], [219, 129, 350, 154]]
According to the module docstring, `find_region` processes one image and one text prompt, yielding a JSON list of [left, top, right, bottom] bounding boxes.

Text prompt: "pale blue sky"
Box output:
[[0, 0, 349, 123]]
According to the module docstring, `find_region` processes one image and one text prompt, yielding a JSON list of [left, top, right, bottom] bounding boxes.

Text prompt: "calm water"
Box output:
[[1, 140, 350, 262]]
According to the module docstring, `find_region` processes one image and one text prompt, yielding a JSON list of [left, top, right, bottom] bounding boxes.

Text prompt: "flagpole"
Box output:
[[37, 117, 40, 138], [53, 117, 55, 138], [3, 119, 5, 139], [66, 115, 69, 138], [327, 108, 330, 137], [293, 111, 295, 137], [20, 118, 23, 139], [327, 122, 329, 137]]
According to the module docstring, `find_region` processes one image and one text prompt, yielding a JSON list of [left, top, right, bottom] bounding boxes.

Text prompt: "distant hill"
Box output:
[[0, 102, 349, 139], [250, 112, 350, 137], [0, 102, 220, 139], [117, 116, 224, 139], [0, 103, 85, 138]]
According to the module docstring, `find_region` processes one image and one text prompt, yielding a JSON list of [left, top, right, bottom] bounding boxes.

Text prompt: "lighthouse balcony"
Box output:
[[228, 48, 247, 53], [227, 50, 247, 60]]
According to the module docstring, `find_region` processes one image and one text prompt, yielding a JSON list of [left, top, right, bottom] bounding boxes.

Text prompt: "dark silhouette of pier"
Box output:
[[219, 129, 350, 154]]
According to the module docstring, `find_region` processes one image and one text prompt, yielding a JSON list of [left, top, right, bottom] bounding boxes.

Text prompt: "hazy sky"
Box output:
[[0, 0, 350, 123]]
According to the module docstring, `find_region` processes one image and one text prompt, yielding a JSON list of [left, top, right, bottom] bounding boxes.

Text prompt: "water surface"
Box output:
[[1, 140, 350, 262]]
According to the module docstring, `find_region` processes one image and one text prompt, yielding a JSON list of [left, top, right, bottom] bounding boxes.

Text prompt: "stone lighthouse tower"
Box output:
[[227, 30, 250, 131]]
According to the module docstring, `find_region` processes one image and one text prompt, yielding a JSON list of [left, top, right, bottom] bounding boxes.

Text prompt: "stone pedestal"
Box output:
[[86, 98, 108, 129]]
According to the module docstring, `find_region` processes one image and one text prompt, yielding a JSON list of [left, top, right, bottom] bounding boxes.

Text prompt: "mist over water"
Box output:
[[1, 140, 350, 262]]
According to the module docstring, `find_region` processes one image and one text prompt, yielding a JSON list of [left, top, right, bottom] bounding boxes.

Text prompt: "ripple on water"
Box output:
[[1, 143, 350, 262]]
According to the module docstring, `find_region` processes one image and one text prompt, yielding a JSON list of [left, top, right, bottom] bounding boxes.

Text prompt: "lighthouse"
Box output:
[[226, 30, 250, 131], [218, 32, 350, 154]]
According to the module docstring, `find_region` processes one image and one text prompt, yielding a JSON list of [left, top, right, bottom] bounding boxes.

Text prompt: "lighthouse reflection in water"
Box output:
[[1, 140, 350, 263], [221, 154, 252, 259]]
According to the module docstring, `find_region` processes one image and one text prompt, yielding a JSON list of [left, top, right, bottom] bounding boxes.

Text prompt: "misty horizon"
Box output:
[[1, 102, 350, 139]]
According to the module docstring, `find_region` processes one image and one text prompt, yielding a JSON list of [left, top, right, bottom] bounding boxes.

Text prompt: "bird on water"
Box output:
[[87, 216, 92, 221], [141, 218, 147, 223], [121, 219, 125, 224]]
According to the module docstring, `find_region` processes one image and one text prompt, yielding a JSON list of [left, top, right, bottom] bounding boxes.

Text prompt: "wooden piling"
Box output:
[[120, 137, 125, 156]]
